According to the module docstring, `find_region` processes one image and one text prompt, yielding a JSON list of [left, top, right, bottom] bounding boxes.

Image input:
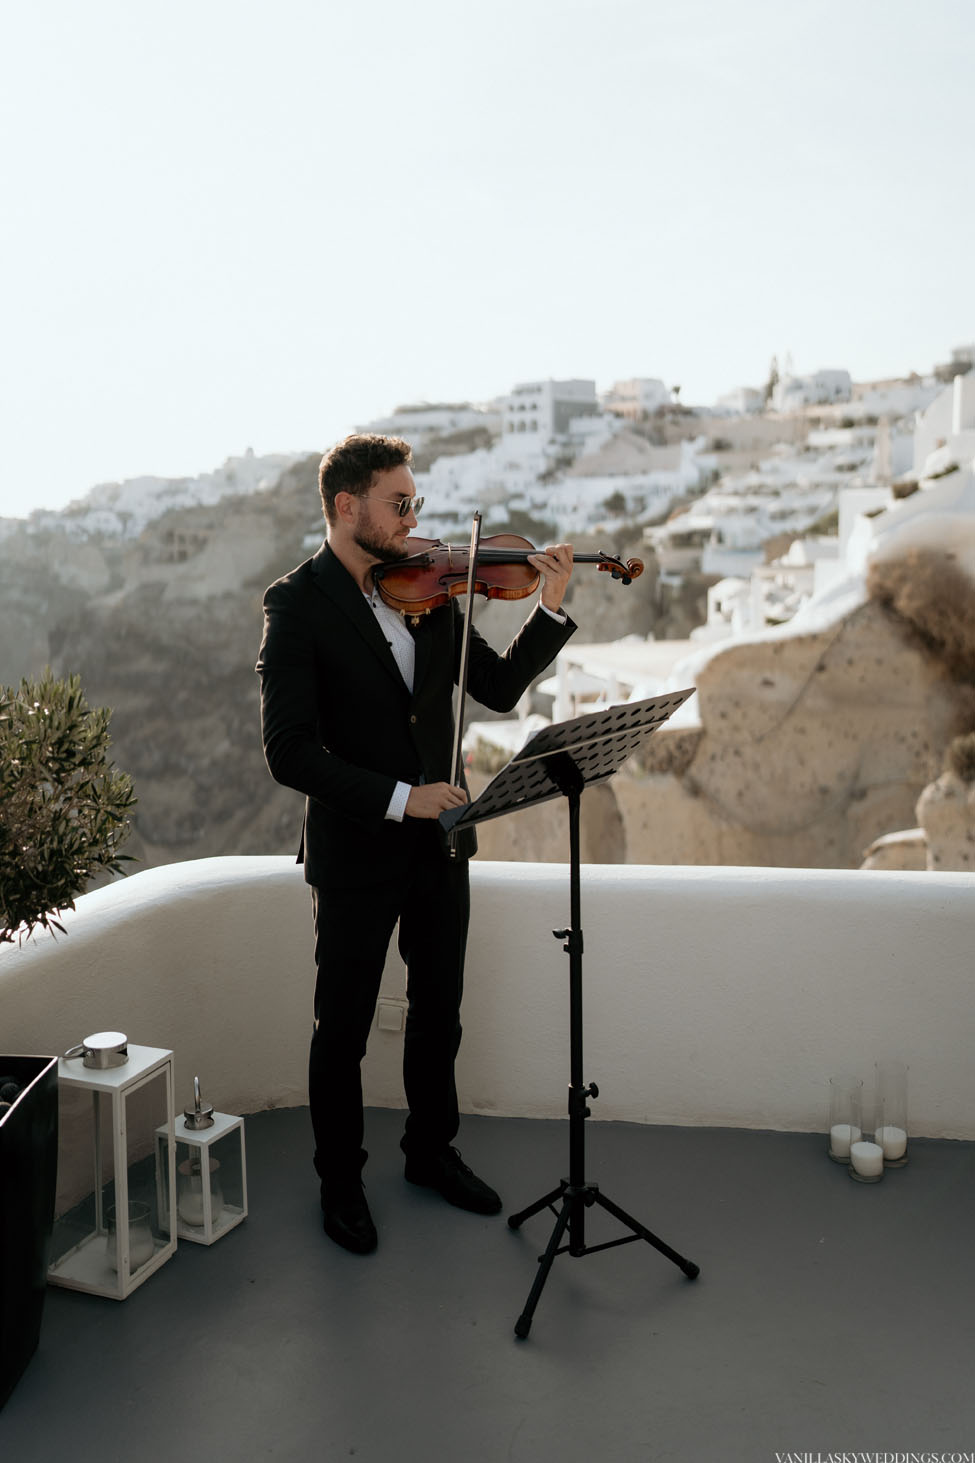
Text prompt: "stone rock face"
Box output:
[[0, 458, 324, 870], [859, 829, 927, 871], [916, 772, 975, 870], [472, 598, 972, 869], [659, 600, 962, 867]]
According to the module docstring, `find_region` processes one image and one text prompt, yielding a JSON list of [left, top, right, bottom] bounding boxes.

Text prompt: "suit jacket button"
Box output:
[[409, 714, 417, 724]]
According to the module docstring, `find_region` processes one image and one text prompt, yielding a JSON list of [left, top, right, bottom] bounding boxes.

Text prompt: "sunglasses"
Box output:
[[369, 494, 424, 519]]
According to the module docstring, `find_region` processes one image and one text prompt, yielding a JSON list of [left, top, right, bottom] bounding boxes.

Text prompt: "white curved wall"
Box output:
[[2, 857, 973, 1139]]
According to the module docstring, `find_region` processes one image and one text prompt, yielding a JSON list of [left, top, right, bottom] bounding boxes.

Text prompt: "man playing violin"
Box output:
[[257, 433, 575, 1254]]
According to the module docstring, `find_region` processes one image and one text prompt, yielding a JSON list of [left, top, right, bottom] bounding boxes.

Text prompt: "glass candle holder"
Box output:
[[848, 1134, 884, 1182], [874, 1060, 909, 1167], [106, 1201, 156, 1272], [177, 1155, 224, 1227], [827, 1075, 863, 1163]]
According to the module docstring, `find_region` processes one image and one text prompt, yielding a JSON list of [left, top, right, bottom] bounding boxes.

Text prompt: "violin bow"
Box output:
[[447, 511, 482, 859]]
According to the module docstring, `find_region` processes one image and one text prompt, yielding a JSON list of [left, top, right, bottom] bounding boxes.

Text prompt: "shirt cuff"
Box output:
[[385, 780, 412, 822], [540, 602, 567, 624]]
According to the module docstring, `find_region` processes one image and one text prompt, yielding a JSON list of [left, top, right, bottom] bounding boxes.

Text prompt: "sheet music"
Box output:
[[441, 688, 696, 833]]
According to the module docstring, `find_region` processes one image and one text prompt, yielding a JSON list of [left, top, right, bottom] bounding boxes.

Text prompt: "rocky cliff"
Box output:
[[1, 457, 325, 869]]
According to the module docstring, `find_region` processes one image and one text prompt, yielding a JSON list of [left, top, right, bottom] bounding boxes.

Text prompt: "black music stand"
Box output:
[[440, 689, 701, 1338]]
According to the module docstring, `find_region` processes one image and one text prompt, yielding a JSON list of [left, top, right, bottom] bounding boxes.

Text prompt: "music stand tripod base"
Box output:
[[440, 692, 701, 1338], [507, 1174, 700, 1340]]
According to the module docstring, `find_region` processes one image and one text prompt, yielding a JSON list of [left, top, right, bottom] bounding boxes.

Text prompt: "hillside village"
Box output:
[[369, 347, 970, 642], [1, 345, 974, 874], [358, 351, 975, 872]]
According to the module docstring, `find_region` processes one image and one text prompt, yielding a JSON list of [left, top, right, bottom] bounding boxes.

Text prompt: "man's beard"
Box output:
[[352, 504, 410, 564]]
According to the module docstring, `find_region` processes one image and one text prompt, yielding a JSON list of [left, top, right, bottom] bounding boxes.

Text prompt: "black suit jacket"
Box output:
[[256, 542, 575, 888]]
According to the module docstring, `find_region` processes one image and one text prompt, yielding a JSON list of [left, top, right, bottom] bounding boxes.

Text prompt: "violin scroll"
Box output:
[[595, 554, 644, 587]]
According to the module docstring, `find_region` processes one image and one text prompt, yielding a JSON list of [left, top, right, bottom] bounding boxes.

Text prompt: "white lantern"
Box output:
[[49, 1037, 176, 1300], [156, 1078, 247, 1245]]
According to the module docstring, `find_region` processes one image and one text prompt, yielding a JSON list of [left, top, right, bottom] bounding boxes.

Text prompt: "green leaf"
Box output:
[[0, 670, 138, 944]]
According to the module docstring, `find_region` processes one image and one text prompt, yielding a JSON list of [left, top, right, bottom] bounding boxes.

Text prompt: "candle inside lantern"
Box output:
[[849, 1140, 884, 1180], [875, 1124, 907, 1161], [177, 1154, 224, 1226], [106, 1201, 155, 1272], [829, 1123, 861, 1159]]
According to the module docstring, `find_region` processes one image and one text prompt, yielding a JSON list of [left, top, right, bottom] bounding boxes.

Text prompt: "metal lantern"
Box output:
[[49, 1037, 176, 1300], [156, 1078, 247, 1245]]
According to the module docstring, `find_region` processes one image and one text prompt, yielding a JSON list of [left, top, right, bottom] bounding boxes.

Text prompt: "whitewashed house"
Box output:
[[501, 379, 601, 461], [912, 371, 975, 477], [714, 386, 764, 415], [601, 377, 670, 418], [360, 401, 500, 445], [773, 368, 852, 412]]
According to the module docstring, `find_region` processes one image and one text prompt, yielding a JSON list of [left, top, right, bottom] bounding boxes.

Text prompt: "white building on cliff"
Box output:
[[773, 368, 852, 411], [501, 379, 601, 459]]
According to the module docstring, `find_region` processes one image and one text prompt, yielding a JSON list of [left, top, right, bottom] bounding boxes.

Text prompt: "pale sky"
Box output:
[[1, 0, 972, 520]]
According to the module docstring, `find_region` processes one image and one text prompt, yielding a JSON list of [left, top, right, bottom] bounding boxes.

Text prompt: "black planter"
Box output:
[[0, 1054, 59, 1411]]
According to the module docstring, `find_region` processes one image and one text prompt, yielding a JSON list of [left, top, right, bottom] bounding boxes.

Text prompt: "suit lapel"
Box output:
[[309, 543, 407, 692]]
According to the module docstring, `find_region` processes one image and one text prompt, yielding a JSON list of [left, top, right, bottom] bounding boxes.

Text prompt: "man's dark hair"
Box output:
[[318, 434, 413, 523]]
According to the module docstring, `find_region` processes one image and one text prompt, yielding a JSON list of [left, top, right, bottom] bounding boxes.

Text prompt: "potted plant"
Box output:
[[0, 670, 135, 1408]]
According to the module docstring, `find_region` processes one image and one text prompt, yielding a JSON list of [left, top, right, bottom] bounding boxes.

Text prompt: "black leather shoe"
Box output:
[[404, 1147, 502, 1214], [322, 1182, 378, 1254]]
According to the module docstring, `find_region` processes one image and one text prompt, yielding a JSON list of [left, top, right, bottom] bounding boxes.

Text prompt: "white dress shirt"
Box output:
[[365, 588, 566, 822]]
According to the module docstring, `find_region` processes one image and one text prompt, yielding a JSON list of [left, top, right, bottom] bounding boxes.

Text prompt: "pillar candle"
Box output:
[[875, 1124, 907, 1161], [849, 1140, 884, 1179], [829, 1123, 861, 1158]]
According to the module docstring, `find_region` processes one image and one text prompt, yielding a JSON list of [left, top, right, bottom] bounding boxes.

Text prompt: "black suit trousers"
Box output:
[[309, 832, 471, 1185]]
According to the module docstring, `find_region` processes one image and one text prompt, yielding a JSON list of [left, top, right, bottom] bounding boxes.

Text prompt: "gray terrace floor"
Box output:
[[4, 1107, 975, 1463]]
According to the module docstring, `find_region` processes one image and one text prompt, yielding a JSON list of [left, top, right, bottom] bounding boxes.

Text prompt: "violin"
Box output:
[[375, 517, 644, 859], [373, 533, 644, 618]]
